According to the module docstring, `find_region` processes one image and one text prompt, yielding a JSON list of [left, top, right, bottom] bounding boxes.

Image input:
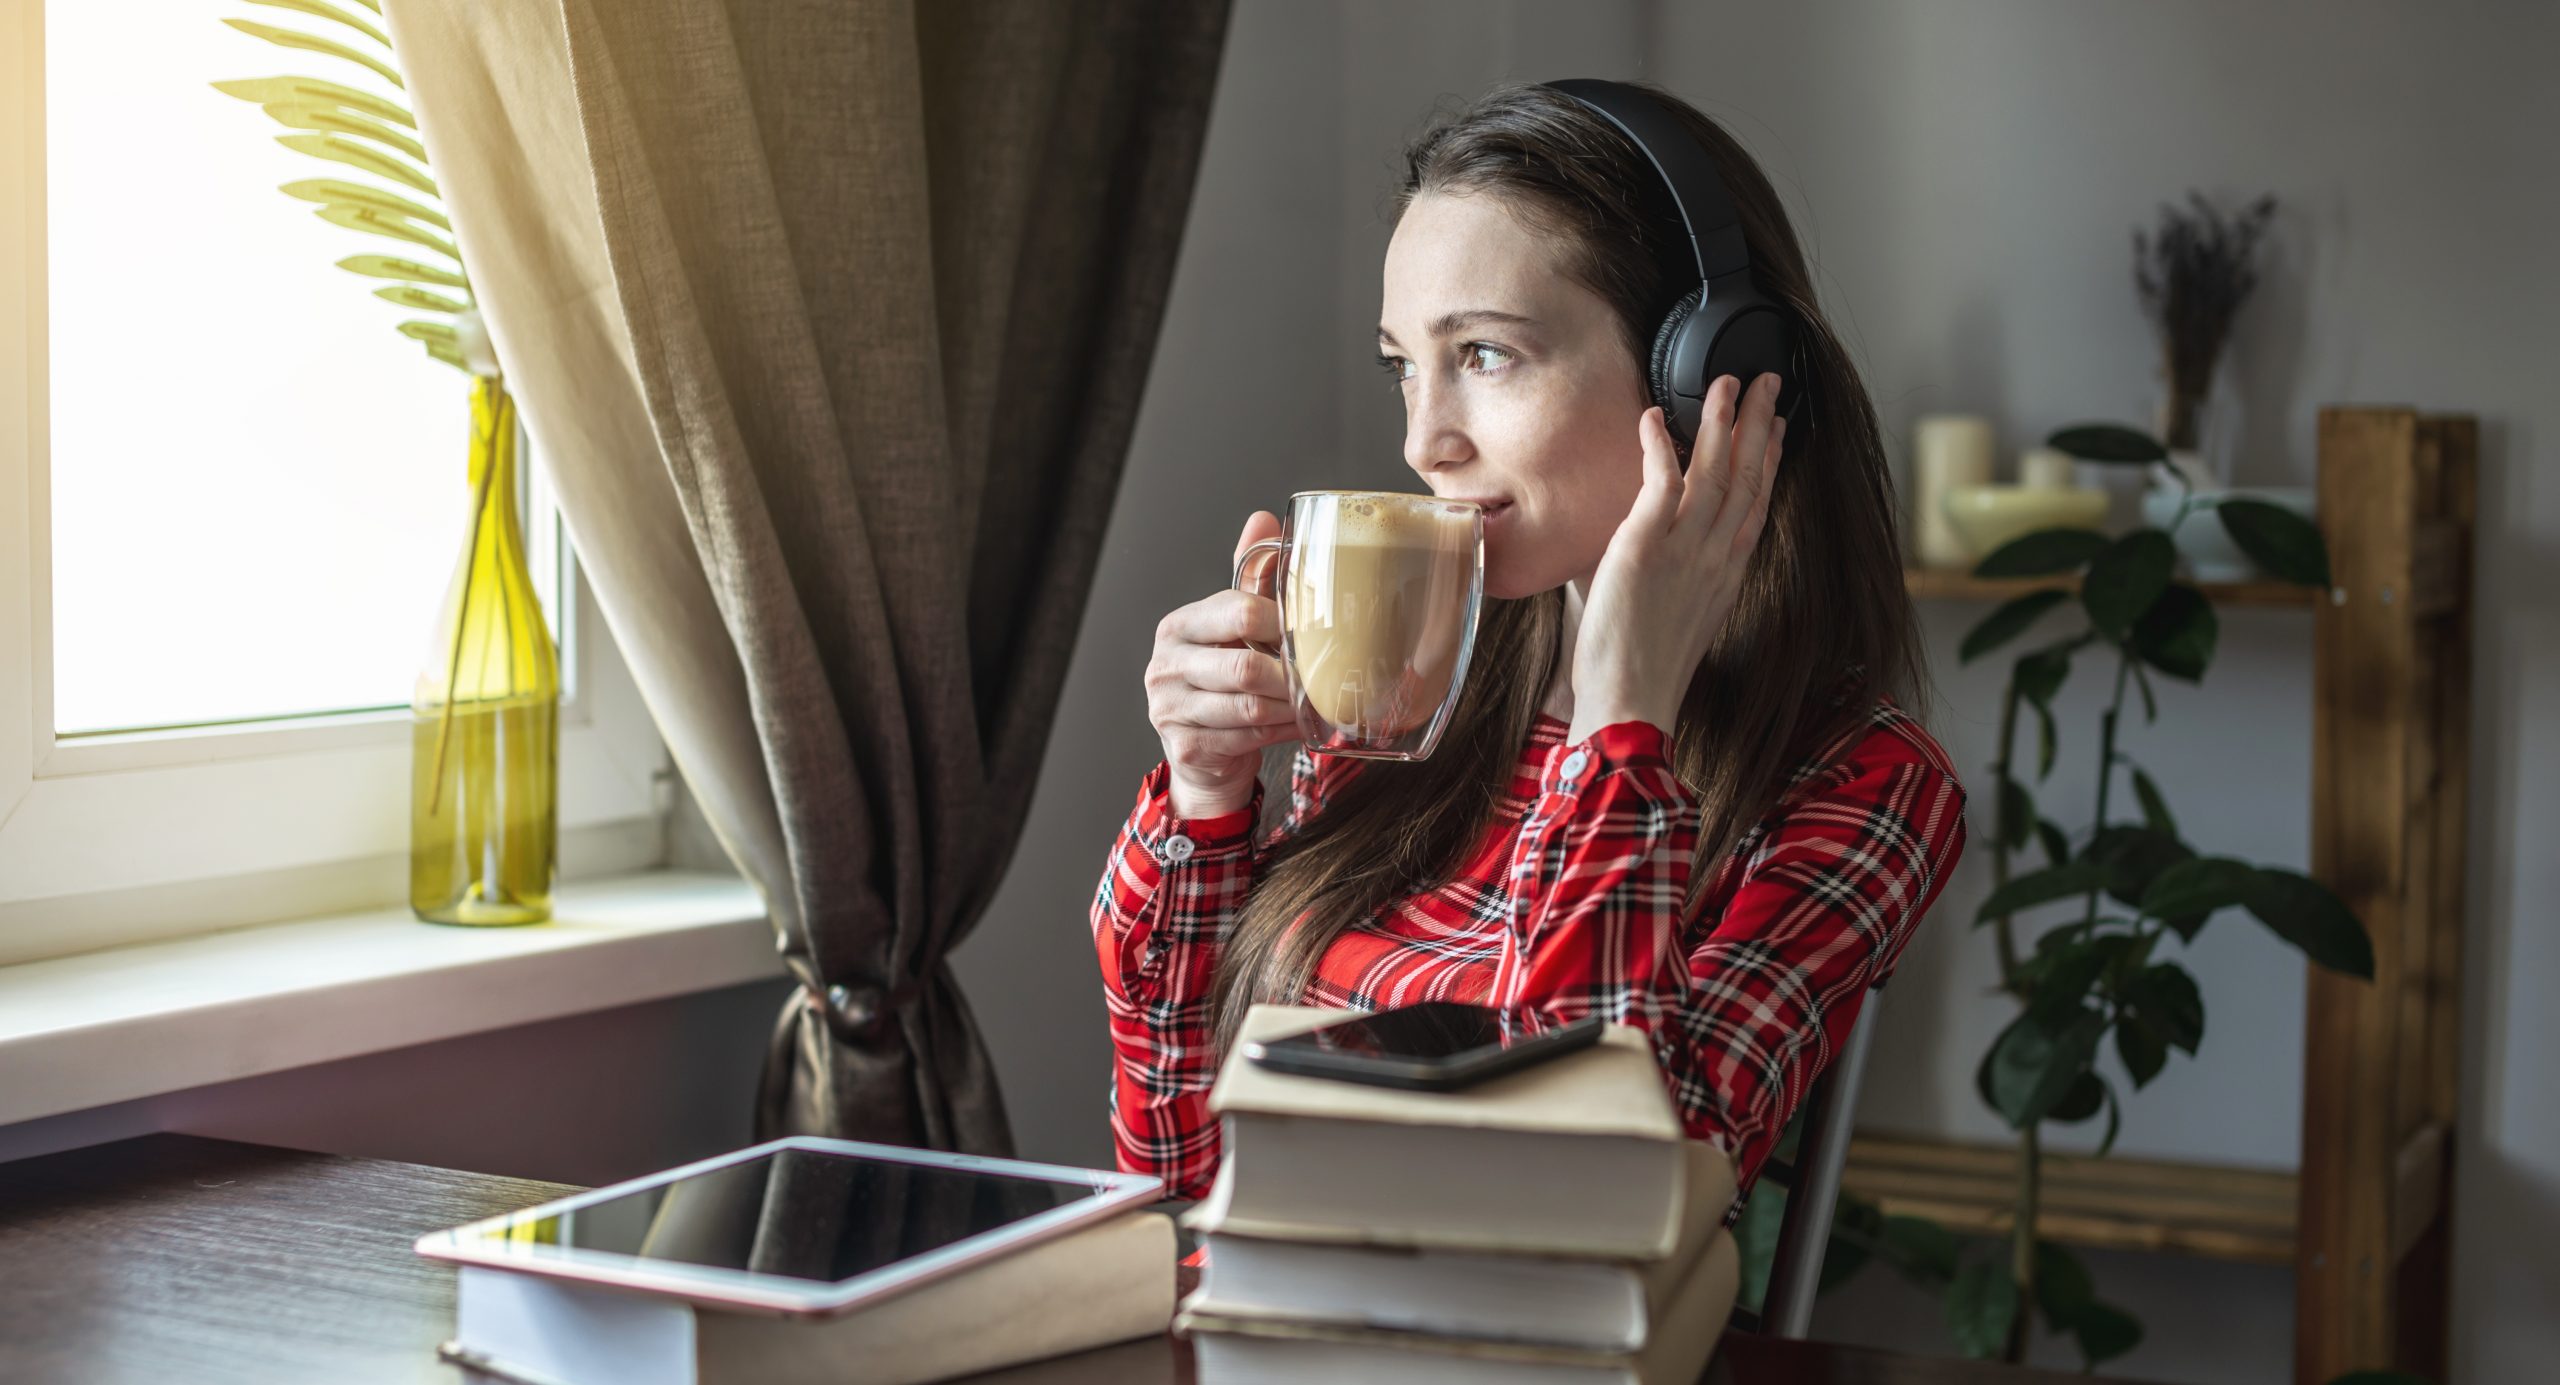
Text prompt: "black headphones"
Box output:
[[1541, 79, 1805, 470]]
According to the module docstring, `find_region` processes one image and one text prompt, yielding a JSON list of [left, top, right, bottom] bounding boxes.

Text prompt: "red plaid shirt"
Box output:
[[1089, 696, 1969, 1208]]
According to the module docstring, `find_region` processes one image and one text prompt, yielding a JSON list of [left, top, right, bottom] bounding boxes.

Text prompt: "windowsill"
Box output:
[[0, 869, 784, 1129]]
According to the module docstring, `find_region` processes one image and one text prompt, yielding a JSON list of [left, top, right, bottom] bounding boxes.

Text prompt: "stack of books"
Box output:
[[1176, 1005, 1741, 1384]]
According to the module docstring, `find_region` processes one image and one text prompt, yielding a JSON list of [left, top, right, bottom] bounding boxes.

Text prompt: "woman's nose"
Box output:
[[1401, 379, 1470, 475]]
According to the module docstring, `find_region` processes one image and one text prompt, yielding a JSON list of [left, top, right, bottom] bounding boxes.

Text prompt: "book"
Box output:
[[437, 1210, 1174, 1385], [1179, 1221, 1740, 1385], [1182, 1140, 1734, 1352], [1190, 1005, 1691, 1260]]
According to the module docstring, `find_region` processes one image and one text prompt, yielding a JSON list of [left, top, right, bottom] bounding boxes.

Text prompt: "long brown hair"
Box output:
[[1210, 80, 1926, 1055]]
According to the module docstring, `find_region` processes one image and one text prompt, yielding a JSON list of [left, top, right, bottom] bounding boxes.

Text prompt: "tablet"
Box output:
[[413, 1136, 1163, 1318]]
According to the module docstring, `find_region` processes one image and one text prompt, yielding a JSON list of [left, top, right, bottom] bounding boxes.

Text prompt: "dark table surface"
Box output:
[[0, 1134, 2127, 1385]]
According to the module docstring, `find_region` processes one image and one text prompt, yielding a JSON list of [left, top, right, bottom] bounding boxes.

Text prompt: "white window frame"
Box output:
[[1, 0, 675, 967]]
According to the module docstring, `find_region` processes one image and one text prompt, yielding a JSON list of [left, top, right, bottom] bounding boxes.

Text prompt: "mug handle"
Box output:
[[1231, 537, 1288, 659]]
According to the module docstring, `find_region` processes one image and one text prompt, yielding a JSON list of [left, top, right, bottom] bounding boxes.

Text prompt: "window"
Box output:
[[1, 0, 673, 965]]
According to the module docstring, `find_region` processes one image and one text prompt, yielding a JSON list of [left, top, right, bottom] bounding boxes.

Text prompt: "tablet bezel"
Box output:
[[412, 1135, 1163, 1319]]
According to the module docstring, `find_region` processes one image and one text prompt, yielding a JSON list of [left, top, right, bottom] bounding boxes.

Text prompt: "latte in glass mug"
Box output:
[[1233, 491, 1484, 761]]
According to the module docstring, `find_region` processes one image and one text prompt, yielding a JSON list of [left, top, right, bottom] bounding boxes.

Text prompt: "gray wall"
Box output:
[[956, 2, 2557, 1381]]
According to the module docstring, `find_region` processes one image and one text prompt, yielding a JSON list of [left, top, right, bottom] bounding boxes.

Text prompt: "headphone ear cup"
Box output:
[[1647, 285, 1705, 460]]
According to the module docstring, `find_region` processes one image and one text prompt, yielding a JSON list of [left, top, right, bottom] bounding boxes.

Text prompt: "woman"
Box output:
[[1090, 80, 1970, 1210]]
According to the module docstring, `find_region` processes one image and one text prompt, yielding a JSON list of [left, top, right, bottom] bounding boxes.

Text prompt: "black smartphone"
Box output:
[[1240, 1002, 1607, 1093]]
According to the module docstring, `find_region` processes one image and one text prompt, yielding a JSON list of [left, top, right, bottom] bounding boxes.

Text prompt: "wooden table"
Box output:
[[0, 1135, 2131, 1384]]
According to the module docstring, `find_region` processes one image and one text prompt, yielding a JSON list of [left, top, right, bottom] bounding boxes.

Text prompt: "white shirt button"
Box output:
[[1160, 834, 1197, 865], [1560, 749, 1591, 778]]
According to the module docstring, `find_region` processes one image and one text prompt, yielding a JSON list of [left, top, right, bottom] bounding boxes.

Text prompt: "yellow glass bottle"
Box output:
[[411, 375, 559, 925]]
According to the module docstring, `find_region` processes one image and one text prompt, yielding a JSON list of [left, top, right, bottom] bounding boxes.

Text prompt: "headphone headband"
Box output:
[[1540, 78, 1750, 283]]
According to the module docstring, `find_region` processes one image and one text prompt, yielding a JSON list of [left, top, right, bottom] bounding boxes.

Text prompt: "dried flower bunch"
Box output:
[[2134, 191, 2276, 451]]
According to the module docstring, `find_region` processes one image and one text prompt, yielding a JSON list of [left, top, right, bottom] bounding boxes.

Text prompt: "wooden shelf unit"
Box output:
[[1903, 565, 2319, 609], [1877, 407, 2474, 1385]]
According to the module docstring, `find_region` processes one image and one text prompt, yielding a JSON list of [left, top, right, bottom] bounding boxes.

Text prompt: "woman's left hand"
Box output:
[[1566, 371, 1787, 745]]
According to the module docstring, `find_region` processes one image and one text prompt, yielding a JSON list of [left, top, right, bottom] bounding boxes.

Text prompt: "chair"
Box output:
[[1750, 982, 1887, 1339]]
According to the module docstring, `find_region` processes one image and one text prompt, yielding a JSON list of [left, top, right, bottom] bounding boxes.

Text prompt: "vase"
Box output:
[[2152, 361, 2243, 491], [411, 375, 559, 925]]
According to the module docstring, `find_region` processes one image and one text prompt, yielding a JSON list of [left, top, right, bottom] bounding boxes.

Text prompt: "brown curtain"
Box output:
[[381, 0, 1232, 1152]]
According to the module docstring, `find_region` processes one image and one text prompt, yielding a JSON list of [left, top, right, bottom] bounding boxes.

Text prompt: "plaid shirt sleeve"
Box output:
[[1491, 719, 1970, 1195], [1090, 747, 1340, 1199]]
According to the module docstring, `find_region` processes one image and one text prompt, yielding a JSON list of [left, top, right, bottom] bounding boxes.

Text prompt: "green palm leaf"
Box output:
[[220, 19, 404, 89], [338, 252, 467, 289], [212, 76, 413, 129], [421, 338, 469, 372], [374, 284, 469, 313], [280, 178, 448, 231], [276, 132, 436, 196], [244, 0, 390, 51], [397, 320, 458, 345], [260, 101, 425, 163], [315, 203, 457, 261]]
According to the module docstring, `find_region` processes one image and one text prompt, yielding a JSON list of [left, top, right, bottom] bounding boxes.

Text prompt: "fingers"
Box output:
[[1168, 643, 1290, 702], [1233, 509, 1283, 590], [1691, 372, 1785, 547], [1632, 407, 1682, 531], [1157, 587, 1281, 650]]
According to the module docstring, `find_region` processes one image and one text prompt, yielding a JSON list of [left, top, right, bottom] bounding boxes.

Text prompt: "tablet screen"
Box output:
[[459, 1147, 1109, 1286]]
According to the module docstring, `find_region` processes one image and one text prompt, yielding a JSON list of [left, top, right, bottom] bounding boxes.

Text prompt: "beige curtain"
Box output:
[[381, 0, 1232, 1152]]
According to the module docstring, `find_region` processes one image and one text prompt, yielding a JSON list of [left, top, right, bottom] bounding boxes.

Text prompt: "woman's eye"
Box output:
[[1464, 343, 1512, 372], [1375, 353, 1413, 390]]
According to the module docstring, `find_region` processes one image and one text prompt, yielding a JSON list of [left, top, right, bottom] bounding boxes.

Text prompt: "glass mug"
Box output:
[[1231, 490, 1485, 760]]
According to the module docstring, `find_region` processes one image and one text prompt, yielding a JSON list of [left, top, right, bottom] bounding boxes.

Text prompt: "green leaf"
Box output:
[[397, 320, 458, 345], [2033, 1240, 2095, 1330], [2131, 657, 2159, 722], [1946, 1260, 2020, 1359], [2084, 824, 2193, 910], [260, 100, 427, 163], [1986, 1006, 2106, 1128], [2035, 819, 2071, 869], [2074, 1300, 2145, 1367], [2117, 1020, 2168, 1088], [2131, 766, 2177, 837], [1976, 528, 2109, 579], [373, 283, 468, 313], [2014, 645, 2073, 707], [281, 177, 448, 230], [2218, 498, 2332, 587], [2132, 583, 2218, 682], [2139, 856, 2256, 936], [2025, 938, 2112, 1029], [210, 76, 413, 128], [220, 20, 406, 89], [337, 252, 466, 288], [1997, 777, 2036, 852], [2122, 962, 2206, 1054], [315, 203, 458, 260], [421, 338, 469, 372], [2245, 868, 2375, 978], [2031, 698, 2058, 780], [2046, 424, 2168, 465], [2081, 530, 2176, 640], [276, 132, 438, 196], [1975, 859, 2109, 926], [1877, 1215, 1961, 1285], [1962, 589, 2071, 664], [2048, 1068, 2107, 1123], [245, 0, 393, 50]]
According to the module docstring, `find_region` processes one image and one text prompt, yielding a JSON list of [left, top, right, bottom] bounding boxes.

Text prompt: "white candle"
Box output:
[[2019, 446, 2078, 490], [1912, 415, 1994, 569]]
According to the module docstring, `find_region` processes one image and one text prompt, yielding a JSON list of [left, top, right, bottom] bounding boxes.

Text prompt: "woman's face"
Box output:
[[1378, 190, 1651, 601]]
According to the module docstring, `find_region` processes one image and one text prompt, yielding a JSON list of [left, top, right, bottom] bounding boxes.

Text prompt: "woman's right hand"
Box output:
[[1146, 511, 1298, 820]]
